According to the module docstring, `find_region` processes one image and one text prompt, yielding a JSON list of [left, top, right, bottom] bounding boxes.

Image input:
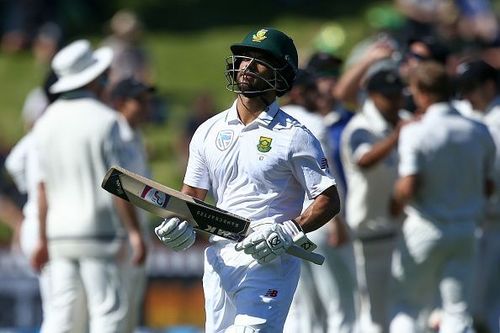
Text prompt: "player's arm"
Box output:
[[235, 186, 339, 264], [295, 185, 340, 233], [31, 182, 49, 272], [391, 174, 418, 216], [105, 121, 148, 264], [181, 184, 207, 200], [356, 123, 404, 169], [334, 40, 395, 108], [390, 123, 420, 216], [236, 128, 340, 264], [113, 197, 146, 265]]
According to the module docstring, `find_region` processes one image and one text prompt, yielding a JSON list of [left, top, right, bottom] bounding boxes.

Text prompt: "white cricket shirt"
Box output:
[[184, 100, 336, 225], [33, 92, 129, 258], [281, 104, 329, 153], [398, 102, 496, 223], [341, 99, 410, 237], [5, 132, 42, 256]]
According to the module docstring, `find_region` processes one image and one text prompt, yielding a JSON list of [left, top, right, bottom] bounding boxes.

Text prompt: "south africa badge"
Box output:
[[216, 130, 234, 151], [257, 136, 272, 152]]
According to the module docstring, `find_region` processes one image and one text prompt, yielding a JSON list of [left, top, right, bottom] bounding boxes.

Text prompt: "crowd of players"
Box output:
[[0, 1, 499, 333], [278, 15, 500, 333]]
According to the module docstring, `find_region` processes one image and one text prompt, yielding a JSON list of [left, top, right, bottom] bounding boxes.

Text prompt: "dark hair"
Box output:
[[455, 59, 499, 94], [43, 70, 60, 103], [407, 35, 449, 64]]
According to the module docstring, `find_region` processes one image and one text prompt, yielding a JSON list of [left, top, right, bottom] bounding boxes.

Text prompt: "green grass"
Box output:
[[0, 16, 369, 189]]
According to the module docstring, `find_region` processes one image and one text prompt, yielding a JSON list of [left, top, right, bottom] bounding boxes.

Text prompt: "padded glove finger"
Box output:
[[155, 218, 196, 251], [164, 221, 193, 246], [170, 228, 196, 251], [235, 231, 265, 253], [155, 217, 181, 239]]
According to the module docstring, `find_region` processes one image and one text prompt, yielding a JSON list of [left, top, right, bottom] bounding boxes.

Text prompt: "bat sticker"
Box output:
[[140, 185, 170, 208]]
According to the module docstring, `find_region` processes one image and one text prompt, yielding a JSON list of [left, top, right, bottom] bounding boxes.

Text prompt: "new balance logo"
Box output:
[[269, 235, 281, 248], [264, 289, 278, 297]]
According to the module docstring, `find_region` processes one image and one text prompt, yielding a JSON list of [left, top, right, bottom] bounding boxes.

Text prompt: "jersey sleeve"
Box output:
[[183, 125, 210, 190], [5, 134, 30, 193], [31, 122, 47, 183], [289, 127, 336, 200], [398, 124, 421, 177], [348, 127, 376, 163], [103, 120, 134, 171]]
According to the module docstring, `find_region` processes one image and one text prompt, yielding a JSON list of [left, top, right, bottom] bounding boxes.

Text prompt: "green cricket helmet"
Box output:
[[225, 28, 298, 97]]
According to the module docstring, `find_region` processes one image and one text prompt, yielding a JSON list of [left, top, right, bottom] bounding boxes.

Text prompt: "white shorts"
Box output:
[[203, 240, 300, 333]]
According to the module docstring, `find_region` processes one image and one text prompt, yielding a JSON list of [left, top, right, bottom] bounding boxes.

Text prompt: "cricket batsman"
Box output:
[[155, 28, 340, 332]]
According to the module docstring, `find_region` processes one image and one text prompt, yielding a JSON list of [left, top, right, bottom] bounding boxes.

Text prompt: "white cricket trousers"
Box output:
[[472, 223, 500, 333], [203, 240, 300, 333], [284, 231, 358, 333], [40, 257, 127, 333], [19, 219, 88, 333], [354, 233, 397, 333], [122, 261, 147, 333], [389, 214, 476, 333]]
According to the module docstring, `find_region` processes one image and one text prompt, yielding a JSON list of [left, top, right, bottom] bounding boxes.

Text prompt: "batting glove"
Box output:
[[155, 217, 196, 251], [235, 220, 303, 264]]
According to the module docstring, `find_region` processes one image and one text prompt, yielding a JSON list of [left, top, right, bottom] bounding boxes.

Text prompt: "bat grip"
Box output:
[[286, 245, 325, 265]]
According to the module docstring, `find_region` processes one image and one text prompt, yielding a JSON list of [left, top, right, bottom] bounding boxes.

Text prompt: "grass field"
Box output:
[[0, 16, 369, 190]]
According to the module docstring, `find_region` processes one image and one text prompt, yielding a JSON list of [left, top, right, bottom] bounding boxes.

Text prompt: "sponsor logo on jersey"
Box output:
[[252, 29, 268, 43], [257, 136, 272, 152], [140, 185, 169, 208], [216, 130, 234, 151], [264, 289, 278, 297]]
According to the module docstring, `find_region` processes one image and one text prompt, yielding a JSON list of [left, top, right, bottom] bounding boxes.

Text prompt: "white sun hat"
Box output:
[[49, 39, 113, 94]]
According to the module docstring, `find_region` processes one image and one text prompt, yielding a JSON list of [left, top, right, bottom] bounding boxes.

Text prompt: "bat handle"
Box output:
[[286, 245, 325, 265]]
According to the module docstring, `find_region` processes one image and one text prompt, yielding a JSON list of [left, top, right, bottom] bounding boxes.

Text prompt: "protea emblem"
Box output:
[[257, 136, 272, 152], [252, 29, 268, 43]]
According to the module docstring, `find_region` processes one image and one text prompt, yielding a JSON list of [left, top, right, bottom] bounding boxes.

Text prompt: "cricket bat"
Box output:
[[101, 166, 325, 265]]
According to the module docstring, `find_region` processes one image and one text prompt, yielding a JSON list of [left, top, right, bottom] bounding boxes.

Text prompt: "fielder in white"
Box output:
[[455, 59, 500, 333], [341, 62, 412, 333], [154, 28, 340, 333], [389, 61, 496, 333], [31, 39, 147, 333], [109, 77, 156, 333], [282, 68, 358, 333], [5, 76, 90, 333]]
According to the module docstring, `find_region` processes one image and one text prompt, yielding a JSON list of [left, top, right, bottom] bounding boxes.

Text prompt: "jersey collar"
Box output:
[[226, 99, 280, 127], [425, 102, 458, 118], [255, 101, 279, 126]]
